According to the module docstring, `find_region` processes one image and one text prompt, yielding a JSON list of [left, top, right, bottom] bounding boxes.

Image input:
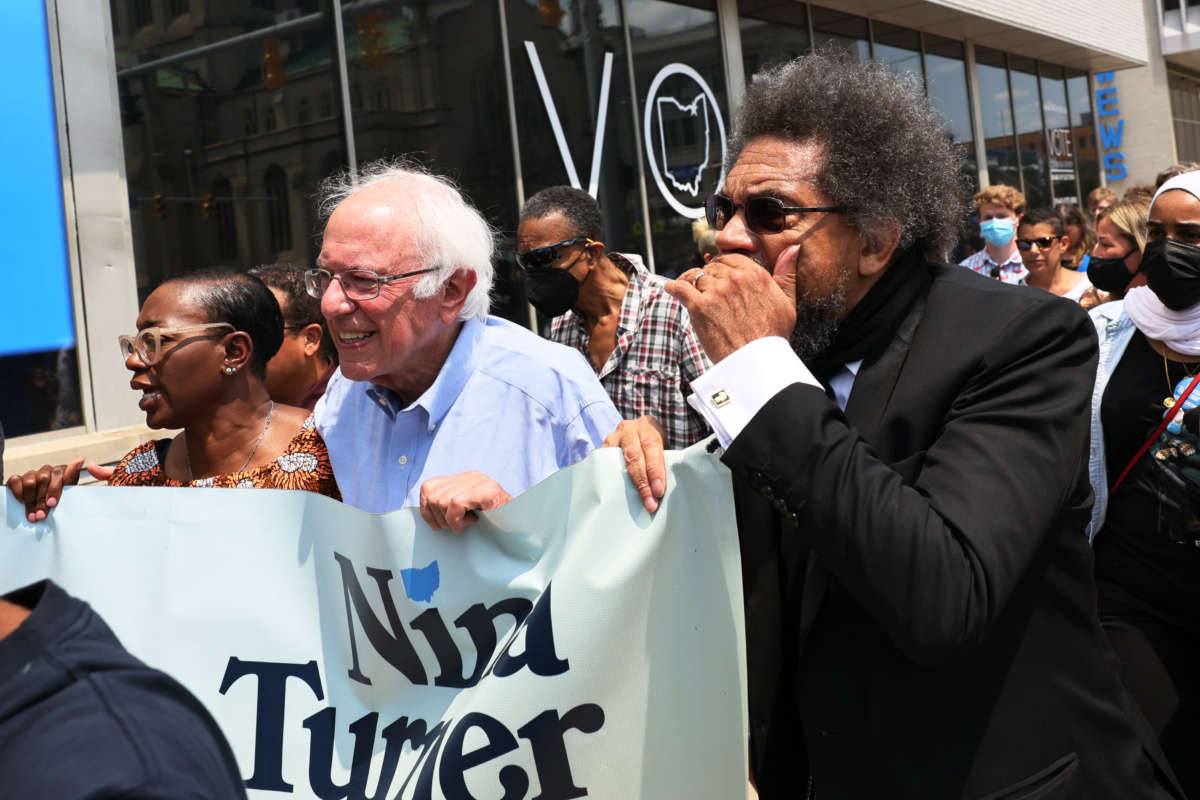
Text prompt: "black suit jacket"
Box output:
[[725, 264, 1182, 799]]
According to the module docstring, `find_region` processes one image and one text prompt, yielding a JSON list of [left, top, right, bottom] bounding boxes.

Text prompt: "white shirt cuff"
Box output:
[[687, 337, 821, 449]]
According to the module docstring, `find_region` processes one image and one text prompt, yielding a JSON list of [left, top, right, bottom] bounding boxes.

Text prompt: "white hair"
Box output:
[[317, 158, 496, 320]]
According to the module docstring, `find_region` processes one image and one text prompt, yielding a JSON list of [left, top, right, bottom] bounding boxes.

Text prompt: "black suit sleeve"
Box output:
[[722, 299, 1098, 665]]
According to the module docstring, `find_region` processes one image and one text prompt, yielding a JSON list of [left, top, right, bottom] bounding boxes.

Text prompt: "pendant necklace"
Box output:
[[1162, 351, 1199, 409], [185, 400, 275, 481]]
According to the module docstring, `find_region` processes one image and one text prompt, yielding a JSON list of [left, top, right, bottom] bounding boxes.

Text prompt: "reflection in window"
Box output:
[[1039, 63, 1077, 205], [506, 0, 638, 277], [810, 7, 870, 61], [169, 0, 189, 18], [627, 0, 727, 276], [0, 349, 84, 438], [1009, 55, 1049, 208], [923, 35, 977, 194], [111, 4, 341, 294], [872, 22, 920, 79], [1171, 72, 1200, 163], [736, 0, 809, 78], [975, 46, 1020, 193], [339, 0, 521, 320], [132, 0, 151, 29], [1068, 70, 1099, 198], [213, 177, 237, 260], [265, 165, 292, 254]]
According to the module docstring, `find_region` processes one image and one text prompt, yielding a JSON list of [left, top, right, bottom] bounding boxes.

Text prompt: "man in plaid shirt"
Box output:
[[517, 187, 711, 449]]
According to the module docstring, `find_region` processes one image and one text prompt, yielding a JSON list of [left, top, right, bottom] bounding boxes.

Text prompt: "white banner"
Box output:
[[1, 443, 746, 799]]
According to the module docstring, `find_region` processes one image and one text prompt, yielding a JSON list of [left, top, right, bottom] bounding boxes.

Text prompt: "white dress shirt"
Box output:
[[687, 336, 861, 449]]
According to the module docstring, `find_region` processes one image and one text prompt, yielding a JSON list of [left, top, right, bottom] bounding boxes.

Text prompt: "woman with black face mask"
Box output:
[[1086, 171, 1200, 796], [1088, 195, 1150, 299]]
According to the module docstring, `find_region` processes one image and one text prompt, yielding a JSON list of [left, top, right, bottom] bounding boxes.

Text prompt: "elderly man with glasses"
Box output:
[[609, 51, 1183, 799], [516, 186, 710, 450], [310, 161, 620, 529]]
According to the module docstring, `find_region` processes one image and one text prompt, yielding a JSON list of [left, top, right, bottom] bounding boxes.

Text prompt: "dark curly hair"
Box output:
[[729, 48, 967, 260], [520, 186, 605, 242], [163, 268, 284, 377], [1026, 207, 1066, 237], [248, 262, 336, 363]]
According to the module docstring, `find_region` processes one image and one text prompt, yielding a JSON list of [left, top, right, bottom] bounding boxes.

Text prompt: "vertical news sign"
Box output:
[[0, 3, 74, 358], [1094, 71, 1127, 182]]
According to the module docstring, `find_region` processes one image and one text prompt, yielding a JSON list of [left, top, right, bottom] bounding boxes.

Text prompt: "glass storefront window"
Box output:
[[112, 6, 343, 302], [736, 0, 809, 78], [1039, 63, 1078, 205], [1068, 69, 1100, 199], [1009, 54, 1050, 208], [504, 0, 639, 258], [924, 34, 977, 194], [871, 21, 920, 78], [340, 0, 523, 321], [809, 6, 869, 61], [627, 0, 728, 276], [975, 46, 1019, 192]]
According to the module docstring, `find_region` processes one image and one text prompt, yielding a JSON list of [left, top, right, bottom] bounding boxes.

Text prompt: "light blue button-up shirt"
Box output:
[[315, 315, 622, 513]]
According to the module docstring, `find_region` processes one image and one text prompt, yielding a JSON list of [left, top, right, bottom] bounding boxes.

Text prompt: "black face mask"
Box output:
[[1087, 251, 1137, 294], [1142, 238, 1200, 310], [524, 267, 580, 317]]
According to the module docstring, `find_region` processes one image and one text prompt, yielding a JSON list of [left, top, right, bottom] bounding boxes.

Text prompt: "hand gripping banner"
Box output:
[[1, 442, 746, 799]]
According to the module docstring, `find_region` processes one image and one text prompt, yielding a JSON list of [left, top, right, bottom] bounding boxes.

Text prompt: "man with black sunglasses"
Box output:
[[608, 50, 1181, 799], [517, 186, 711, 449]]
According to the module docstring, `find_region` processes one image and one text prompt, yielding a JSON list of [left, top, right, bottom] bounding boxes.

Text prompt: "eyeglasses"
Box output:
[[1016, 236, 1061, 251], [515, 238, 593, 270], [705, 193, 847, 235], [304, 267, 437, 301], [118, 323, 234, 366]]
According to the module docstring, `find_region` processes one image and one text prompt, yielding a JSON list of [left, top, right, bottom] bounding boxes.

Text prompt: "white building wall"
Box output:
[[1105, 0, 1179, 190]]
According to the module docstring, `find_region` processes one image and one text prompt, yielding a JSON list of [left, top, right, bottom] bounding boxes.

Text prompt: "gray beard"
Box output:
[[788, 281, 848, 361]]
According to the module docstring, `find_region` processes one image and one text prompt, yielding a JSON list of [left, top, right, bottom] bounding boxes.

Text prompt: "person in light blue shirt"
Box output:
[[312, 160, 620, 525]]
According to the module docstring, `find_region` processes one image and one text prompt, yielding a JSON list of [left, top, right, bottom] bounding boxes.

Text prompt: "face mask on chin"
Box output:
[[979, 218, 1015, 248], [1086, 251, 1137, 294], [1142, 238, 1200, 311]]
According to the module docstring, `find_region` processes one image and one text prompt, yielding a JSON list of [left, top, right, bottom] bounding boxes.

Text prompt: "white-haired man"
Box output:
[[312, 161, 621, 528]]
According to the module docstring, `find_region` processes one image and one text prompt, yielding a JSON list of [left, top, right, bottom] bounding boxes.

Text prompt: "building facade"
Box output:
[[2, 0, 1177, 470]]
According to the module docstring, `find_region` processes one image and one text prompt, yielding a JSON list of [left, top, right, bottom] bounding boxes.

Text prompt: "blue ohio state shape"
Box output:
[[399, 560, 440, 603]]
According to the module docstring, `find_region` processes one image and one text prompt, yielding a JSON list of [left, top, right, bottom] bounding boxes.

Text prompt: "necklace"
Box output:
[[185, 400, 275, 481], [1162, 351, 1200, 408]]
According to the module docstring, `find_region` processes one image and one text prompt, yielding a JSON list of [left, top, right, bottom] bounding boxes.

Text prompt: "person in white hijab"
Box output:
[[1085, 167, 1200, 797]]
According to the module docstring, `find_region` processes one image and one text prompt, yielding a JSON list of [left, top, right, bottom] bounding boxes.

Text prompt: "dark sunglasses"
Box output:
[[515, 237, 593, 270], [705, 193, 847, 235], [1016, 236, 1062, 251]]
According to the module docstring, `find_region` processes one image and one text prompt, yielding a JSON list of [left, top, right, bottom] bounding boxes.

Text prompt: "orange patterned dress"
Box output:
[[108, 416, 340, 498]]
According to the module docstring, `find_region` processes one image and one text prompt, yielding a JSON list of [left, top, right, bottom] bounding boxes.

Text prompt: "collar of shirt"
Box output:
[[829, 358, 863, 411], [364, 316, 485, 426]]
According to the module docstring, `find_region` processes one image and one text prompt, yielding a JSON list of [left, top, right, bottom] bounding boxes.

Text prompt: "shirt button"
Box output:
[[398, 455, 408, 466], [377, 397, 388, 408], [429, 423, 436, 432]]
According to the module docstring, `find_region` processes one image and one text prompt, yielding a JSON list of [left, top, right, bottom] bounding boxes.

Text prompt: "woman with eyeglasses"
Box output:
[[1086, 171, 1200, 796], [1015, 208, 1100, 307], [7, 269, 338, 522]]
